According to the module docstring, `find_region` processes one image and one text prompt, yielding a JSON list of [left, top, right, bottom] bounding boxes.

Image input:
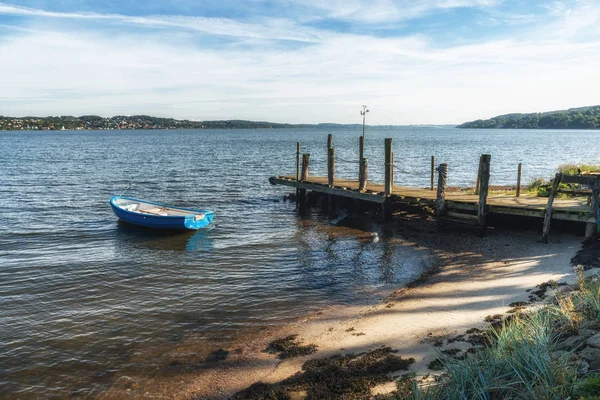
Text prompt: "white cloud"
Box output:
[[0, 3, 325, 43], [293, 0, 502, 23], [0, 2, 598, 124]]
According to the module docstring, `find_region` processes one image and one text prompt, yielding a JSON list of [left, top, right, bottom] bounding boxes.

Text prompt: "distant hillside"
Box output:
[[457, 106, 600, 129]]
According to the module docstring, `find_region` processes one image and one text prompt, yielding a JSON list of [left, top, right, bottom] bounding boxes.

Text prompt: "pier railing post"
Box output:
[[301, 153, 310, 181], [431, 156, 435, 190], [477, 154, 491, 236], [436, 163, 448, 219], [542, 172, 562, 243], [327, 147, 335, 186], [475, 155, 483, 195], [516, 163, 522, 197], [359, 158, 368, 191], [384, 138, 393, 196]]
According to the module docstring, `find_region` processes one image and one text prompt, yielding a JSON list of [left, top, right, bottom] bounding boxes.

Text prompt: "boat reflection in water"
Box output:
[[115, 220, 215, 252]]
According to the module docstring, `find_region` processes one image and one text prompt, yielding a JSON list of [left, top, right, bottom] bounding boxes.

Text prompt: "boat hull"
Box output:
[[110, 196, 214, 230]]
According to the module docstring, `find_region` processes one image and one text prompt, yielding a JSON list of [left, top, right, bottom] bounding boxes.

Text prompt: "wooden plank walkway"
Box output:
[[270, 175, 594, 223]]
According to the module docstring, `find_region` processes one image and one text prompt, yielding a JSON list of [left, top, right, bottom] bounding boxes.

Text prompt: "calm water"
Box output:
[[1, 127, 598, 398]]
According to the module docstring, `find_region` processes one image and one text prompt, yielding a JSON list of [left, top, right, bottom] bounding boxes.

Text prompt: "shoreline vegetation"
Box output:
[[222, 231, 600, 400], [458, 105, 600, 129], [0, 115, 432, 131]]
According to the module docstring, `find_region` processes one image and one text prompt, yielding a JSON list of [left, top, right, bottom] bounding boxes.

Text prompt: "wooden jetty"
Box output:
[[269, 135, 600, 240]]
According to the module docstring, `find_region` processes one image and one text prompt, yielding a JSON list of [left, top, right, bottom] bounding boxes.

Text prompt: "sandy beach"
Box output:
[[103, 221, 584, 400]]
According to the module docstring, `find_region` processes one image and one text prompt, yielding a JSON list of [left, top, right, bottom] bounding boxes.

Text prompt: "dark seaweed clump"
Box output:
[[233, 346, 415, 400], [570, 236, 600, 271], [206, 348, 229, 362], [427, 358, 444, 371], [264, 335, 318, 359]]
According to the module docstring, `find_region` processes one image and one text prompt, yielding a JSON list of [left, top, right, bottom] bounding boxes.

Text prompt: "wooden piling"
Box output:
[[436, 163, 448, 218], [327, 147, 335, 186], [516, 163, 522, 197], [359, 158, 368, 191], [475, 155, 483, 195], [477, 154, 491, 236], [296, 142, 300, 209], [431, 156, 435, 191], [542, 172, 562, 243], [384, 138, 393, 196], [359, 136, 365, 180], [327, 133, 333, 150], [590, 181, 600, 236], [301, 153, 310, 181]]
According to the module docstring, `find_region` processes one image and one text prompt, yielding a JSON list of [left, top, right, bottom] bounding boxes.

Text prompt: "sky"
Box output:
[[0, 1, 599, 124]]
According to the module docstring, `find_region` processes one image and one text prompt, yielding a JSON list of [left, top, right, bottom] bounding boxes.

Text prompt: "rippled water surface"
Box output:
[[1, 127, 598, 398]]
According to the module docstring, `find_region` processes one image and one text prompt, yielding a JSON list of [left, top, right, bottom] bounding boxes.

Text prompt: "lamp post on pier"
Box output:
[[360, 105, 369, 162], [361, 105, 369, 140]]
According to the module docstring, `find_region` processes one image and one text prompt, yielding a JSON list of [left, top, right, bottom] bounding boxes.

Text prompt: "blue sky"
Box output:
[[0, 0, 598, 124]]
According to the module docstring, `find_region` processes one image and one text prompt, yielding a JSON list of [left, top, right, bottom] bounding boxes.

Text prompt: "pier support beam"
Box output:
[[477, 154, 491, 236], [436, 164, 448, 217], [296, 142, 300, 209], [301, 153, 310, 181], [587, 182, 600, 237], [327, 147, 335, 187], [431, 156, 435, 191], [359, 136, 365, 180], [475, 155, 483, 195], [516, 163, 522, 197], [359, 158, 368, 191], [384, 138, 393, 196], [542, 173, 562, 243]]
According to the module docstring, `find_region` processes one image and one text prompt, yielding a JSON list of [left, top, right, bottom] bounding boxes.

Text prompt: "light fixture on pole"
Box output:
[[361, 105, 369, 140]]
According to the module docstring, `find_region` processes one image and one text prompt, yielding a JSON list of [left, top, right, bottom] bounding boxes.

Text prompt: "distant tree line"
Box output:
[[457, 106, 600, 129], [0, 115, 328, 130]]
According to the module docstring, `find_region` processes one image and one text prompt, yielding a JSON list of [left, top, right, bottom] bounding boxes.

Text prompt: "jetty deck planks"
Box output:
[[270, 175, 593, 223]]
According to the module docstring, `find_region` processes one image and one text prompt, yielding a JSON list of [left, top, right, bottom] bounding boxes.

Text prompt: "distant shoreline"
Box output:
[[0, 115, 454, 131]]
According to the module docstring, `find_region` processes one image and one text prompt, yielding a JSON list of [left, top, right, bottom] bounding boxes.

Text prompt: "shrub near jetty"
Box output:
[[383, 270, 600, 400]]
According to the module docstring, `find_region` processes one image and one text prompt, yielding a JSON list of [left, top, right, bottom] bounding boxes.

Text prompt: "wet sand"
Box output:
[[100, 223, 583, 399]]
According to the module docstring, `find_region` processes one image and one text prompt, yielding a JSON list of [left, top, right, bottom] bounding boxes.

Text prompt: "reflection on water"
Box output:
[[115, 221, 215, 252], [1, 127, 598, 398]]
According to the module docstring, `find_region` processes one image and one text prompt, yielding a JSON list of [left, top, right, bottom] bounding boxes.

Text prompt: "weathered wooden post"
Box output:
[[301, 153, 310, 181], [384, 138, 393, 196], [594, 181, 600, 235], [296, 142, 300, 209], [436, 163, 448, 222], [431, 156, 435, 190], [477, 154, 491, 236], [327, 147, 335, 186], [359, 136, 365, 180], [542, 173, 562, 243], [475, 155, 483, 195], [516, 163, 522, 197], [327, 133, 333, 150], [359, 158, 368, 191], [586, 178, 600, 237]]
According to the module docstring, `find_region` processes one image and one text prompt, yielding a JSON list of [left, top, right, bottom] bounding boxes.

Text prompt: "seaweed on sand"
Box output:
[[264, 335, 318, 359], [232, 346, 415, 400]]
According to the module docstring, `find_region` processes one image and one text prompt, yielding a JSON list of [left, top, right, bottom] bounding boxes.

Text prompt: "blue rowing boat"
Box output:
[[110, 196, 214, 230]]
